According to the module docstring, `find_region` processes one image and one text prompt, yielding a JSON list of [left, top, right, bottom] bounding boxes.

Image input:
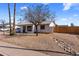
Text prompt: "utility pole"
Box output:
[[8, 3, 12, 35], [13, 3, 16, 35]]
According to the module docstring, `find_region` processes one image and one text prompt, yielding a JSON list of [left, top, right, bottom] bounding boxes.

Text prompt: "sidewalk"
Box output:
[[0, 41, 47, 56]]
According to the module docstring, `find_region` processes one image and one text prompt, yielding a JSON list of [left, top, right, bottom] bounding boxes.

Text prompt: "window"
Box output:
[[40, 25, 45, 30], [27, 26, 32, 31]]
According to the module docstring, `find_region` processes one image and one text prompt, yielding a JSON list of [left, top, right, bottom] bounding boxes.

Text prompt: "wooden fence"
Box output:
[[54, 26, 79, 34]]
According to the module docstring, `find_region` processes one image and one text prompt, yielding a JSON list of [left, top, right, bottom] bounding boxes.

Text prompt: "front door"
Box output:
[[23, 26, 26, 33]]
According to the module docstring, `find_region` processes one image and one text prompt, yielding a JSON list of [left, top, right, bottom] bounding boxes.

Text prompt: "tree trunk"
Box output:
[[13, 3, 16, 35], [35, 25, 38, 36], [8, 3, 12, 35]]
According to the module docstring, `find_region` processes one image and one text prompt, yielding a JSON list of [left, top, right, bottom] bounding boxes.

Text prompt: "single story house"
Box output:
[[16, 21, 55, 33], [0, 24, 2, 28]]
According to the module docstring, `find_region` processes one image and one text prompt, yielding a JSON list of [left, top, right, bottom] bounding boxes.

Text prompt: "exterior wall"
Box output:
[[18, 24, 54, 33], [19, 25, 23, 33], [54, 26, 79, 34], [35, 24, 53, 33]]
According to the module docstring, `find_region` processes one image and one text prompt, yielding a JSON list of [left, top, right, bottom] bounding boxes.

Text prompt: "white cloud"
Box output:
[[61, 18, 68, 21], [63, 3, 72, 11], [73, 14, 78, 17], [20, 6, 28, 10], [42, 3, 49, 5], [61, 17, 72, 21], [63, 3, 79, 11]]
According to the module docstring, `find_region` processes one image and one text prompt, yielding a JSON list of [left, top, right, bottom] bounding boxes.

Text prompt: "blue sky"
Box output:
[[0, 3, 79, 26]]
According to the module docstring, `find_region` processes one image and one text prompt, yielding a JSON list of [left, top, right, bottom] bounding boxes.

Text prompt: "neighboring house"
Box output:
[[4, 23, 20, 29], [0, 24, 2, 28], [0, 23, 18, 31], [16, 21, 55, 33]]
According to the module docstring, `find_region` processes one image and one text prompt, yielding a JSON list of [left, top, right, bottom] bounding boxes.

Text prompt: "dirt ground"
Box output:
[[54, 33, 79, 52], [0, 32, 79, 56]]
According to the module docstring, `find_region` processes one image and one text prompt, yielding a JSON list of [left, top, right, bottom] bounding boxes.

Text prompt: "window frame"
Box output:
[[40, 25, 45, 30]]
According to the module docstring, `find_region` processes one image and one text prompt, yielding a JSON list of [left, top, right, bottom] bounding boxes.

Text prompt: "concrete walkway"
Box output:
[[0, 41, 47, 56]]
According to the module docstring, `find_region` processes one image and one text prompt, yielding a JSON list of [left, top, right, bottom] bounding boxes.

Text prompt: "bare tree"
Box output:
[[8, 3, 12, 35], [71, 23, 74, 27], [0, 19, 6, 35], [24, 4, 55, 36], [18, 18, 22, 23], [1, 19, 6, 28]]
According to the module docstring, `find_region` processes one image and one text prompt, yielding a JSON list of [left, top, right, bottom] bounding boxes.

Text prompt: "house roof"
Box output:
[[17, 21, 52, 26], [17, 21, 32, 25]]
